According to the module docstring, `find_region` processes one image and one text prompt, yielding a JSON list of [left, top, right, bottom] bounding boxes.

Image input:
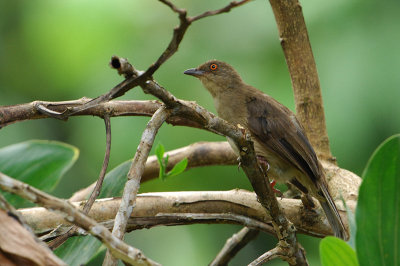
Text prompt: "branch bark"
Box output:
[[269, 0, 333, 162], [104, 106, 170, 266], [21, 190, 355, 240]]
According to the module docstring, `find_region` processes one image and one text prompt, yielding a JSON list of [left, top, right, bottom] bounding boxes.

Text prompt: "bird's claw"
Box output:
[[237, 157, 242, 171]]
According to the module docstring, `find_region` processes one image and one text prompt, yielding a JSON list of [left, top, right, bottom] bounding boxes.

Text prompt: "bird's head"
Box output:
[[184, 60, 243, 97]]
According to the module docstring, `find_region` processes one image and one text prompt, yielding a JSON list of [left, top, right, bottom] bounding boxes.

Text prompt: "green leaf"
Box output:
[[342, 197, 356, 249], [356, 134, 400, 266], [167, 158, 188, 177], [155, 143, 166, 180], [54, 236, 103, 266], [99, 160, 131, 198], [0, 140, 78, 208], [320, 236, 358, 266], [155, 143, 165, 163]]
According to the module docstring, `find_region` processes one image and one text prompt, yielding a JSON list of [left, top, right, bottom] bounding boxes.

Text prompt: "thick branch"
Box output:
[[269, 0, 333, 161], [249, 246, 289, 266], [0, 99, 202, 129], [70, 141, 236, 202], [21, 191, 355, 239]]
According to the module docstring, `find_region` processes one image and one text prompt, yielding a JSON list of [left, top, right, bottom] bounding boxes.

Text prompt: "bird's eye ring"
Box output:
[[210, 63, 218, 71]]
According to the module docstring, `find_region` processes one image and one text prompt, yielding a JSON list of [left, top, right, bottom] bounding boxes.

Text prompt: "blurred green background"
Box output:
[[1, 0, 400, 265]]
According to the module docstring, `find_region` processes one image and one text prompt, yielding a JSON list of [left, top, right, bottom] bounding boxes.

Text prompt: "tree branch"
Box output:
[[249, 246, 289, 266], [103, 106, 170, 266], [70, 141, 236, 202], [21, 191, 355, 240], [0, 172, 160, 266], [268, 0, 332, 161], [210, 227, 260, 266]]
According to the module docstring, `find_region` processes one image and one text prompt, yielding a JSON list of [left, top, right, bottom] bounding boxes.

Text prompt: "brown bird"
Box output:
[[184, 60, 347, 239]]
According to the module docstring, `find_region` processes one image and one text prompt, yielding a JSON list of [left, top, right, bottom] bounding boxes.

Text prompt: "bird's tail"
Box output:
[[318, 184, 348, 240]]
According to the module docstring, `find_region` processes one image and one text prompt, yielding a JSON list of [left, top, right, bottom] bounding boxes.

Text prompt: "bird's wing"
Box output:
[[246, 94, 322, 182]]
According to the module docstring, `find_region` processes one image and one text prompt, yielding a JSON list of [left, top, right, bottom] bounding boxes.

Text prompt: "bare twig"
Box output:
[[103, 106, 171, 266], [84, 115, 112, 213], [248, 246, 289, 266], [0, 172, 160, 266], [0, 99, 203, 129], [38, 0, 252, 118], [210, 227, 259, 266], [190, 0, 252, 22], [49, 115, 112, 249]]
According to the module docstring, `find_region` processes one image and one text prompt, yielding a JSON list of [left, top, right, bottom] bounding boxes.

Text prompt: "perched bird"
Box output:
[[184, 60, 347, 239]]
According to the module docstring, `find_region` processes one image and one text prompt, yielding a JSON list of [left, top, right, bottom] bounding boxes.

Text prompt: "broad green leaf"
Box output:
[[167, 158, 188, 177], [356, 134, 400, 266], [0, 140, 78, 207], [99, 160, 131, 198], [342, 197, 356, 249], [54, 235, 103, 266], [320, 236, 358, 266]]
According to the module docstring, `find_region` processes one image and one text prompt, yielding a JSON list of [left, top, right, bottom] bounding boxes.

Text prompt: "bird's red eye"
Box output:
[[210, 63, 218, 71]]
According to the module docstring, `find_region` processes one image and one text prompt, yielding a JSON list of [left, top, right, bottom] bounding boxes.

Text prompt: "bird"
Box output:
[[184, 60, 347, 240]]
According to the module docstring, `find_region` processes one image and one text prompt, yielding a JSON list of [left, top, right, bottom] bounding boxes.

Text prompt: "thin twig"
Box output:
[[190, 0, 252, 22], [48, 115, 112, 249], [210, 227, 260, 266], [40, 0, 251, 118], [0, 171, 160, 266], [103, 106, 171, 266], [248, 246, 289, 266]]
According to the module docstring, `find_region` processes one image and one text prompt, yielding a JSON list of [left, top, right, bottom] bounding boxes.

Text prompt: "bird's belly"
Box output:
[[253, 140, 300, 183], [227, 136, 299, 183]]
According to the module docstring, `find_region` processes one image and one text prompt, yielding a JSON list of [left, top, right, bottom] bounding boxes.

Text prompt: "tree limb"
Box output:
[[103, 106, 170, 266], [268, 0, 333, 161], [21, 190, 355, 240]]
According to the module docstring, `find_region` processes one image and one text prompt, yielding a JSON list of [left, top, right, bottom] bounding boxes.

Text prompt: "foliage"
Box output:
[[0, 140, 78, 208], [320, 134, 400, 266], [155, 143, 188, 181]]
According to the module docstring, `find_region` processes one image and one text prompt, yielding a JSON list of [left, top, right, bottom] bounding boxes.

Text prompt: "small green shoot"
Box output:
[[155, 143, 188, 180]]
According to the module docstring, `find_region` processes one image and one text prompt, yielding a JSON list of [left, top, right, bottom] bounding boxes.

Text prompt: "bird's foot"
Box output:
[[301, 194, 316, 210], [270, 180, 283, 198], [257, 155, 270, 173], [237, 157, 242, 171]]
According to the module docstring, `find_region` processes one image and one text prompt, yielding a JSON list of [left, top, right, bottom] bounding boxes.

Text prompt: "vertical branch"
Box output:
[[269, 0, 334, 162], [103, 106, 171, 266]]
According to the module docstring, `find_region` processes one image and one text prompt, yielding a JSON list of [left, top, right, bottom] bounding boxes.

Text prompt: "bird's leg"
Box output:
[[237, 157, 242, 171], [256, 156, 283, 197], [301, 194, 316, 210]]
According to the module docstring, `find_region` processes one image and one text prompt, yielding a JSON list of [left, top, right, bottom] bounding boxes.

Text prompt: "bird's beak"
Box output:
[[183, 68, 205, 77]]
